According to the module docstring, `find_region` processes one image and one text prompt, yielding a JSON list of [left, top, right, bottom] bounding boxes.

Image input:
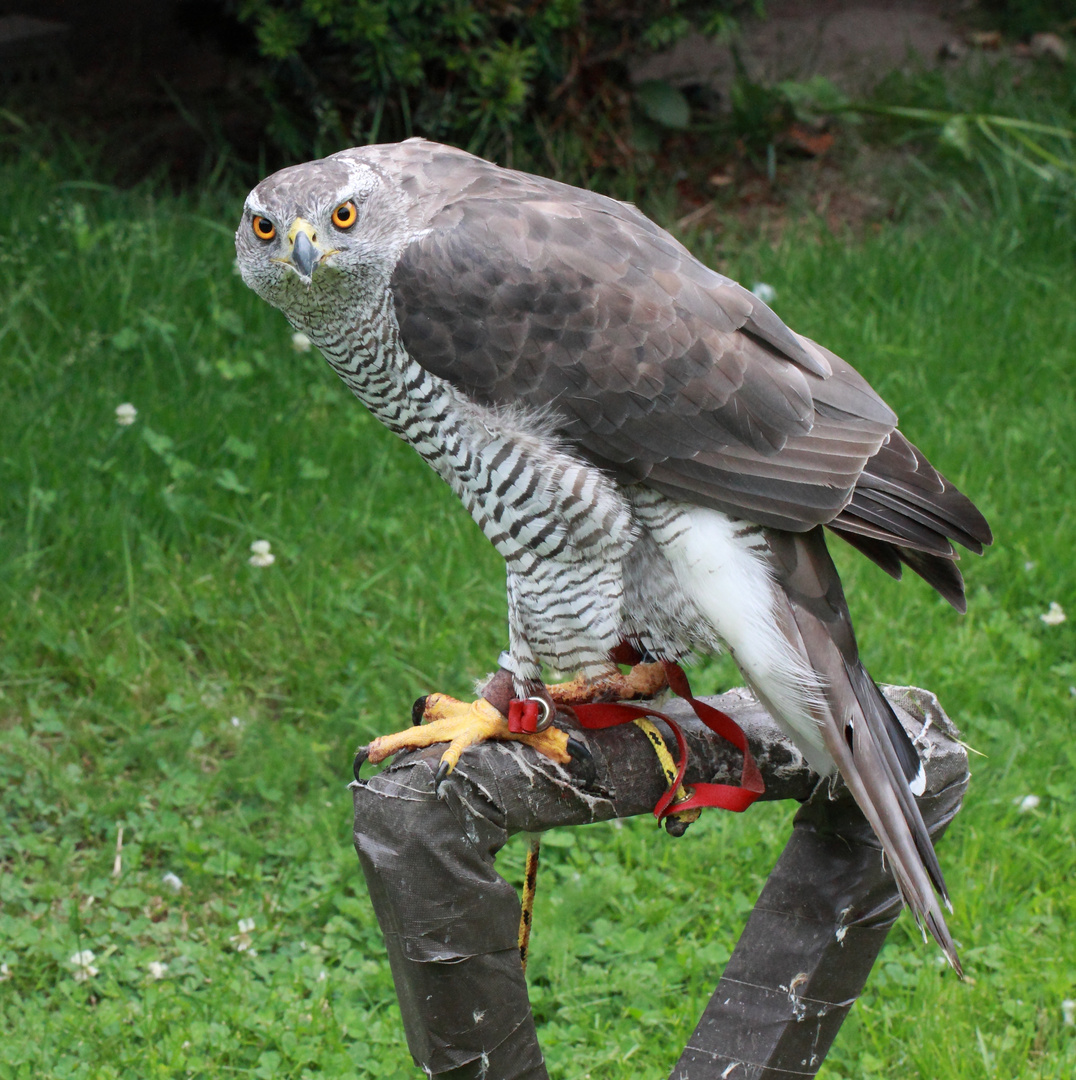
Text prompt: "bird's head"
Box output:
[[236, 150, 412, 331]]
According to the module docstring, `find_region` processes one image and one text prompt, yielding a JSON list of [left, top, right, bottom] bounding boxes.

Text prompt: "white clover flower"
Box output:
[[115, 403, 138, 426], [1063, 999, 1076, 1026], [291, 331, 312, 352], [0, 962, 11, 981], [1017, 794, 1040, 813], [248, 539, 275, 568], [161, 871, 183, 894], [230, 917, 257, 954], [70, 950, 98, 982], [1040, 602, 1066, 626], [230, 716, 242, 728], [147, 961, 169, 980], [750, 282, 777, 305]]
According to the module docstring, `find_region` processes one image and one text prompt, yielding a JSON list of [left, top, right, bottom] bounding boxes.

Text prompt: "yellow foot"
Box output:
[[358, 694, 574, 787]]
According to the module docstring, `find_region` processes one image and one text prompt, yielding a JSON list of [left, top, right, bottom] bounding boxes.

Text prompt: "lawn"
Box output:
[[1, 113, 1074, 1077]]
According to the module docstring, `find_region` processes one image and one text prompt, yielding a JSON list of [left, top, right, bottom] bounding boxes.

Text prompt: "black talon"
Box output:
[[434, 757, 452, 793], [567, 736, 597, 787], [353, 746, 370, 783], [412, 696, 429, 725]]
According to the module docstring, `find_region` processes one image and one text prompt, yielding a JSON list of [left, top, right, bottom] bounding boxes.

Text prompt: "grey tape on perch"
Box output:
[[351, 686, 968, 1079]]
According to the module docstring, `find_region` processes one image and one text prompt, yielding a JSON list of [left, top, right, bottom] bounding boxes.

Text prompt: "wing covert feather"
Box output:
[[390, 165, 893, 530]]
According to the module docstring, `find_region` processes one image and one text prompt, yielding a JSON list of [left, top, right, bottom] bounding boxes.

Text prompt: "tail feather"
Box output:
[[762, 527, 962, 974], [820, 663, 961, 973], [859, 661, 928, 797], [843, 659, 945, 899]]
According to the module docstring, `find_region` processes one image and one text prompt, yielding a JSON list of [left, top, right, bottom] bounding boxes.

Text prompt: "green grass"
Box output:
[[1, 130, 1075, 1078]]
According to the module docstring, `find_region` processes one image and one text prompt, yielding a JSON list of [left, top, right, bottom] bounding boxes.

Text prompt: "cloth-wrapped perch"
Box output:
[[351, 685, 968, 1079]]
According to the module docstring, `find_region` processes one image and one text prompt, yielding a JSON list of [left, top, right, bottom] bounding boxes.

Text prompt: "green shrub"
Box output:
[[231, 0, 751, 177]]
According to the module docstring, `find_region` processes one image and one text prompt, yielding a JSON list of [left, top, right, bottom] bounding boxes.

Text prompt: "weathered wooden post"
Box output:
[[352, 686, 968, 1080]]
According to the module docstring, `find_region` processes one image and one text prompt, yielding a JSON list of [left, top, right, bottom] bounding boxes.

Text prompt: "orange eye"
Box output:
[[332, 201, 357, 229], [251, 215, 276, 241]]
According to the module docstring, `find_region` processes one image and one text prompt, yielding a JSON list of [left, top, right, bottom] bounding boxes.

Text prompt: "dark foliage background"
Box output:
[[227, 0, 751, 176], [1, 0, 1070, 193], [979, 0, 1075, 36]]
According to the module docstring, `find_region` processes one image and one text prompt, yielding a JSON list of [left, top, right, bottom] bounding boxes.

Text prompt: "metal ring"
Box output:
[[523, 696, 553, 732]]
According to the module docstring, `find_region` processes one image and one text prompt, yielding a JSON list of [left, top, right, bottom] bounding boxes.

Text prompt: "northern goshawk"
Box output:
[[236, 138, 991, 972]]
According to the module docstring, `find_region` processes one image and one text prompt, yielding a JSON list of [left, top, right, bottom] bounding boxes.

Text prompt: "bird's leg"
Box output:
[[357, 663, 667, 787], [546, 661, 668, 706]]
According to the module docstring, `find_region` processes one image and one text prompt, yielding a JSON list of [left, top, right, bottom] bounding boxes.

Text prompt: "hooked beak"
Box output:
[[286, 218, 324, 280]]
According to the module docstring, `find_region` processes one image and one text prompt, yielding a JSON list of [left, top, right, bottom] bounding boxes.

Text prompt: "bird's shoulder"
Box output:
[[380, 141, 896, 530], [384, 142, 831, 394]]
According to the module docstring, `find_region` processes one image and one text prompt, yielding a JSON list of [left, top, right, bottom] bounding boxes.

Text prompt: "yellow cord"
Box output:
[[518, 834, 541, 971], [517, 718, 698, 972], [632, 717, 702, 828]]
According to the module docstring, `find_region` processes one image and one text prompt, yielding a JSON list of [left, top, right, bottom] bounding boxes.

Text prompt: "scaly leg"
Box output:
[[547, 661, 668, 706]]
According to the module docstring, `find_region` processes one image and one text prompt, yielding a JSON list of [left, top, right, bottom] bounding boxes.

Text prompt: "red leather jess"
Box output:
[[508, 659, 764, 821]]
